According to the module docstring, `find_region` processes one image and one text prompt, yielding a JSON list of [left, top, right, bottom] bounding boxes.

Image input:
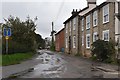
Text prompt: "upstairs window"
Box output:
[[103, 4, 109, 23], [66, 24, 68, 33], [93, 11, 98, 26], [69, 21, 71, 35], [73, 18, 76, 30], [86, 15, 90, 30], [81, 18, 84, 31]]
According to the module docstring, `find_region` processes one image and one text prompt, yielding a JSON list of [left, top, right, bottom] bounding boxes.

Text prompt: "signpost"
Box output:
[[3, 28, 11, 54]]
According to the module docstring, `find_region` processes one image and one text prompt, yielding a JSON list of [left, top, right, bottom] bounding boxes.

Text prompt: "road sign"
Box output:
[[5, 36, 9, 40], [3, 28, 11, 36]]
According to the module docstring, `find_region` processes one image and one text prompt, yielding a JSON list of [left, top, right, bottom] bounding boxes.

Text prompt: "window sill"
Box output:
[[86, 47, 90, 49], [93, 25, 97, 27], [86, 28, 90, 30], [103, 21, 109, 24]]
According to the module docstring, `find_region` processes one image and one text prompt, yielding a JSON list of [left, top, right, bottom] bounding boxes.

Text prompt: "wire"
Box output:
[[54, 0, 65, 22]]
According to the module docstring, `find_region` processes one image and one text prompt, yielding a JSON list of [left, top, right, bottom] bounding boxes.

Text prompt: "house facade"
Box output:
[[64, 0, 97, 55], [64, 10, 79, 55], [64, 0, 120, 57], [55, 28, 65, 52]]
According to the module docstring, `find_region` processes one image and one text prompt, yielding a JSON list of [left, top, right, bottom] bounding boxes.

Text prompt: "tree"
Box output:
[[2, 15, 38, 54], [91, 39, 116, 62], [34, 33, 45, 49]]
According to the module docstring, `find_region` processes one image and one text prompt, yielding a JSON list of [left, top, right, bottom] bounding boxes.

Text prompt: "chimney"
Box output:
[[106, 0, 117, 2], [87, 0, 96, 7], [71, 9, 78, 15]]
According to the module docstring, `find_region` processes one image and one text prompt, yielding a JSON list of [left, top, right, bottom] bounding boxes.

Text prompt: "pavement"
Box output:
[[1, 50, 120, 78], [2, 52, 43, 78]]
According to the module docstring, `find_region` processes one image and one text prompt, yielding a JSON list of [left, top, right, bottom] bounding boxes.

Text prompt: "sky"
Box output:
[[0, 0, 107, 39]]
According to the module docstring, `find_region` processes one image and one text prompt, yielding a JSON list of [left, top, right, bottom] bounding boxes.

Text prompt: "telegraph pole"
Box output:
[[50, 22, 56, 51], [51, 22, 54, 45]]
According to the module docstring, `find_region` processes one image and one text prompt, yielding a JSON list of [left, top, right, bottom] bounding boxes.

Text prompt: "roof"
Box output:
[[63, 7, 89, 24], [80, 2, 110, 17], [55, 28, 65, 36]]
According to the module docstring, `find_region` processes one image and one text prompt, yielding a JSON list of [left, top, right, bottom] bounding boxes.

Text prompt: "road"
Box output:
[[17, 50, 119, 78], [2, 50, 119, 78]]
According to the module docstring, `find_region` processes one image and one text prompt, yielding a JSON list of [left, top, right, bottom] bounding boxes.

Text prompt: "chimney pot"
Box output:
[[87, 0, 96, 7]]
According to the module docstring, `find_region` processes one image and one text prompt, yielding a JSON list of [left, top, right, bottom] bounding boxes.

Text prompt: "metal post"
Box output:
[[6, 37, 8, 54]]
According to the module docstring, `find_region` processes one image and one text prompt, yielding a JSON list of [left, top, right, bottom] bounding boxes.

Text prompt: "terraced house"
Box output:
[[64, 0, 120, 57]]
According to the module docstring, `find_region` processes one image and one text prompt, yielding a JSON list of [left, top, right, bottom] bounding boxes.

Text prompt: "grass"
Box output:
[[0, 52, 34, 66]]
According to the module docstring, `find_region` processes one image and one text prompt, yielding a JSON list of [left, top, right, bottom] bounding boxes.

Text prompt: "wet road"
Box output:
[[20, 50, 66, 78], [18, 50, 119, 78]]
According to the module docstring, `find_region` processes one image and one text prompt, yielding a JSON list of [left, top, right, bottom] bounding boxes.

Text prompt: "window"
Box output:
[[69, 21, 71, 35], [66, 37, 68, 48], [93, 32, 98, 42], [86, 34, 90, 49], [82, 35, 84, 46], [103, 30, 109, 41], [103, 4, 109, 23], [81, 18, 84, 31], [66, 24, 68, 33], [93, 11, 98, 26], [73, 18, 76, 30], [86, 15, 90, 30], [73, 36, 76, 48]]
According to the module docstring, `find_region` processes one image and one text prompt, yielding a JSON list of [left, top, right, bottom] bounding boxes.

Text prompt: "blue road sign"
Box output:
[[3, 28, 11, 36]]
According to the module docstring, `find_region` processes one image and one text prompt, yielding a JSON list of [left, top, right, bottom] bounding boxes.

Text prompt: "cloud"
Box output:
[[1, 0, 106, 38]]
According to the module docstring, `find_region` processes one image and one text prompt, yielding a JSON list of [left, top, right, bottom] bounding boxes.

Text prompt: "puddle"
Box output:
[[20, 52, 66, 78]]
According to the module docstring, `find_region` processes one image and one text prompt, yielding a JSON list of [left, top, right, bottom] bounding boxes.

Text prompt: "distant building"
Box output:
[[45, 37, 51, 49], [55, 28, 65, 52]]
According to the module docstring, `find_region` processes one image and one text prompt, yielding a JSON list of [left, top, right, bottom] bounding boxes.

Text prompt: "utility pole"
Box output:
[[50, 22, 56, 51], [52, 22, 54, 45]]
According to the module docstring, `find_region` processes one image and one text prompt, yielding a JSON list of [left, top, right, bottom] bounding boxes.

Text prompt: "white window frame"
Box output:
[[93, 11, 98, 27], [73, 36, 76, 48], [103, 30, 109, 41], [86, 15, 90, 30], [73, 18, 76, 30], [66, 37, 68, 48], [86, 34, 90, 49], [103, 4, 109, 24], [81, 18, 84, 31], [82, 35, 84, 46], [93, 32, 98, 42]]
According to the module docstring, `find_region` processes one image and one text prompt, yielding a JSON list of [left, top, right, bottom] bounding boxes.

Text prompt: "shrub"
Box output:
[[91, 39, 115, 63]]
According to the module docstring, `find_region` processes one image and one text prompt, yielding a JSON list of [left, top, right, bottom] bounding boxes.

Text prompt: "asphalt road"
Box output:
[[19, 50, 119, 78], [2, 50, 120, 78]]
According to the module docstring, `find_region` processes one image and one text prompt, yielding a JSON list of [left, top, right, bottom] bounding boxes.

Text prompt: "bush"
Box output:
[[91, 39, 115, 63], [90, 55, 97, 61]]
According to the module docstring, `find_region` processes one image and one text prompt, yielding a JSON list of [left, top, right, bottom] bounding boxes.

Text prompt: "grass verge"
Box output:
[[1, 52, 34, 66]]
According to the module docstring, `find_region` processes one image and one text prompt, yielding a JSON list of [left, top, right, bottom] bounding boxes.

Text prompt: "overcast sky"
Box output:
[[0, 0, 106, 39]]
